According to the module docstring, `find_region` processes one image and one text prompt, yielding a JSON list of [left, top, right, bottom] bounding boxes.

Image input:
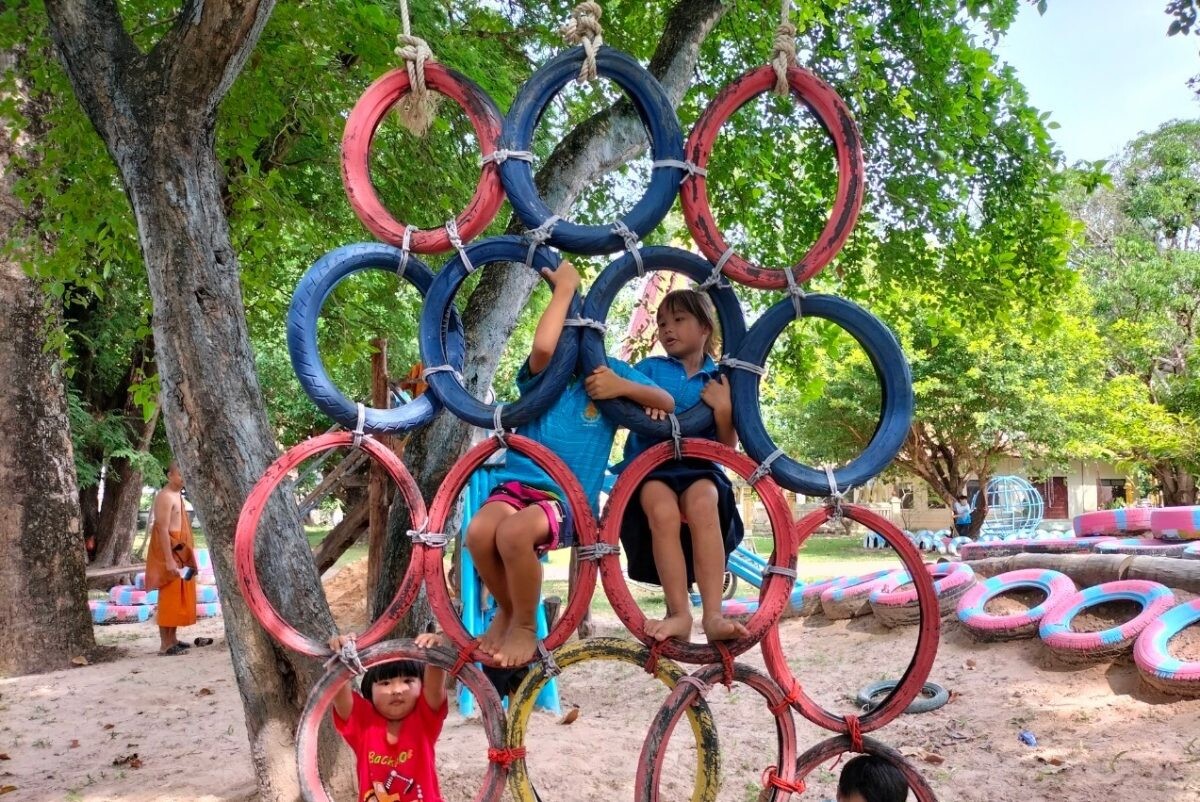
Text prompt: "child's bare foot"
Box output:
[[645, 613, 693, 642], [495, 625, 538, 668], [479, 610, 510, 655], [702, 614, 748, 642]]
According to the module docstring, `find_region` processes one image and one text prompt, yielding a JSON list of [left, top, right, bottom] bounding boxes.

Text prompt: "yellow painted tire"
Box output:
[[505, 637, 720, 802]]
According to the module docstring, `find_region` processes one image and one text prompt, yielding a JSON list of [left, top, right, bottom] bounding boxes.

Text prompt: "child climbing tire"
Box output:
[[500, 46, 684, 254], [1134, 599, 1200, 697], [869, 563, 976, 628], [819, 570, 894, 620], [1039, 580, 1176, 664], [956, 569, 1076, 642]]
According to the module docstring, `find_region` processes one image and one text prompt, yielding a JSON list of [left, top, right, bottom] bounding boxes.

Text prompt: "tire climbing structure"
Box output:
[[235, 5, 941, 799]]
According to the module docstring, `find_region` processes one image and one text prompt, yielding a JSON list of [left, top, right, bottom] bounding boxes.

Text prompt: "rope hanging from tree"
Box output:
[[770, 0, 798, 95], [561, 1, 604, 82], [394, 0, 440, 135]]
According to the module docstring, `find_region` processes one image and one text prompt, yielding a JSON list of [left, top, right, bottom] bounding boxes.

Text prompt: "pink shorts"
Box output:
[[483, 481, 574, 554]]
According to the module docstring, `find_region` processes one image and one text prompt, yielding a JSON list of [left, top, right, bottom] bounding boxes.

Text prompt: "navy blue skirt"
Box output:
[[619, 458, 745, 587]]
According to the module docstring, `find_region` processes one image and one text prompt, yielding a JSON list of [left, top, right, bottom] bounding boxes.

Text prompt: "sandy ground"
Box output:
[[4, 563, 1200, 802]]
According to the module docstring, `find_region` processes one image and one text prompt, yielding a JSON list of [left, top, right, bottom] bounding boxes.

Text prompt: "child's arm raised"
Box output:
[[700, 375, 738, 448], [414, 632, 449, 711], [327, 633, 358, 720], [528, 260, 582, 377], [584, 365, 675, 413]]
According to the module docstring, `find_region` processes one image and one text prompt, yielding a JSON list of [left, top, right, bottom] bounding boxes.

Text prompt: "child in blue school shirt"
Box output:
[[466, 260, 675, 668], [616, 288, 747, 645]]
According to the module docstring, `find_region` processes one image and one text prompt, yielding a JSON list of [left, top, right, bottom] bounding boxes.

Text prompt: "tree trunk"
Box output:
[[80, 480, 100, 558], [93, 403, 159, 567], [1155, 461, 1197, 506], [0, 42, 95, 676], [371, 0, 729, 625]]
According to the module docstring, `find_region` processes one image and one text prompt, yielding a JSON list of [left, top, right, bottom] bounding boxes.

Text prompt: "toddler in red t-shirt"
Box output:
[[327, 632, 448, 802]]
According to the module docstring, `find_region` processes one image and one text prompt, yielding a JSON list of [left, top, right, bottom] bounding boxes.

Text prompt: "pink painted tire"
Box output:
[[819, 569, 894, 619], [796, 577, 838, 616], [869, 562, 976, 627], [959, 539, 1036, 560], [1022, 536, 1116, 554], [1094, 537, 1191, 556], [1039, 580, 1176, 662], [1134, 599, 1200, 696], [1073, 507, 1152, 536], [234, 432, 427, 658], [956, 569, 1076, 641], [109, 586, 148, 605], [195, 602, 222, 619], [599, 439, 797, 665], [297, 640, 508, 802], [342, 64, 505, 252], [1150, 506, 1200, 540], [423, 434, 598, 669]]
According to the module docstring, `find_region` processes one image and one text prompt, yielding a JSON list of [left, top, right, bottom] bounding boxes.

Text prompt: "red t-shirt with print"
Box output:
[[333, 691, 448, 802]]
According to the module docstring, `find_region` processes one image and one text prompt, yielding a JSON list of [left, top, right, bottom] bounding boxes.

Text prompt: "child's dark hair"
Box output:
[[658, 288, 720, 356], [361, 659, 423, 700], [838, 755, 908, 802]]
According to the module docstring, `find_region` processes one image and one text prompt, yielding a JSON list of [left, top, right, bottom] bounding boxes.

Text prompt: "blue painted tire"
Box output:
[[1135, 599, 1200, 694], [579, 246, 746, 435], [956, 569, 1076, 641], [1039, 580, 1176, 660], [729, 295, 913, 495], [418, 236, 579, 429], [500, 46, 684, 254], [288, 243, 465, 433]]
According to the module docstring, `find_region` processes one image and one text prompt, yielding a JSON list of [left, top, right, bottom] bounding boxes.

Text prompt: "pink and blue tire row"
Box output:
[[88, 600, 221, 624], [110, 584, 220, 605]]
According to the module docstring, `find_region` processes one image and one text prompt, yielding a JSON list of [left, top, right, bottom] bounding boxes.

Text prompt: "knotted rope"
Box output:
[[394, 0, 440, 135], [561, 2, 604, 82], [770, 0, 798, 96]]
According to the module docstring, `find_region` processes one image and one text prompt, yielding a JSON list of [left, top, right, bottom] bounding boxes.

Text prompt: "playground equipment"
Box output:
[[974, 475, 1044, 538], [1037, 580, 1176, 664], [956, 569, 1076, 641], [235, 2, 944, 798]]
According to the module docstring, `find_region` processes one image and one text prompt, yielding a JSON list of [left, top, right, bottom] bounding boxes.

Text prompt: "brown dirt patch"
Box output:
[[323, 557, 368, 631], [1168, 621, 1200, 663], [1070, 600, 1144, 633], [983, 587, 1046, 616]]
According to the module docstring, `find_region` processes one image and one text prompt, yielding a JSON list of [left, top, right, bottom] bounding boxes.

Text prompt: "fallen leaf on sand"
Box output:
[[1037, 756, 1066, 767], [963, 659, 977, 670], [197, 688, 213, 697], [0, 785, 16, 795], [0, 755, 8, 761], [112, 753, 142, 768], [557, 706, 580, 725], [102, 724, 114, 731], [70, 656, 89, 667], [920, 750, 946, 765], [69, 740, 80, 749]]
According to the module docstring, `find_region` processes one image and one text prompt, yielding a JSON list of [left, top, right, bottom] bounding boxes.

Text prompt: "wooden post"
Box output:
[[366, 337, 390, 604]]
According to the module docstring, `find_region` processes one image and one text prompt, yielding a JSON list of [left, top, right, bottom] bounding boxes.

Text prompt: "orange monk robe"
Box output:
[[146, 508, 198, 627]]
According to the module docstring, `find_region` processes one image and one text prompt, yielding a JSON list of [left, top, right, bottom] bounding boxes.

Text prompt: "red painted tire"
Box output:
[[955, 569, 1076, 641], [297, 639, 508, 802], [636, 662, 799, 802], [422, 434, 598, 668], [1073, 508, 1152, 536], [342, 64, 505, 252], [792, 734, 938, 801], [762, 505, 939, 735], [599, 439, 797, 664], [680, 65, 864, 289], [234, 432, 427, 657]]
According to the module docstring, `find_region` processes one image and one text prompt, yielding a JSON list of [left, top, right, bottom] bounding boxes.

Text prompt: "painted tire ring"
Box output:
[[298, 640, 507, 802], [599, 439, 797, 664], [506, 638, 720, 802], [730, 295, 913, 495], [109, 587, 148, 606], [1073, 508, 1152, 537], [196, 602, 221, 619], [1094, 538, 1191, 557], [287, 242, 464, 434], [1022, 536, 1116, 554], [872, 581, 975, 628], [856, 680, 949, 715], [956, 569, 1076, 640], [636, 661, 798, 802], [500, 46, 684, 254], [341, 63, 504, 252], [234, 432, 427, 657], [1135, 599, 1200, 695], [762, 505, 939, 734], [721, 584, 808, 621], [870, 563, 976, 608], [1039, 580, 1176, 657], [88, 601, 155, 624], [579, 246, 747, 437], [819, 570, 894, 620], [418, 236, 579, 429], [681, 64, 865, 289], [1150, 506, 1200, 540], [959, 539, 1036, 560], [423, 434, 597, 668], [793, 734, 938, 801]]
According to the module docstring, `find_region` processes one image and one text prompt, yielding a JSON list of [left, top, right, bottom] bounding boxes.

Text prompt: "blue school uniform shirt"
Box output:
[[487, 357, 659, 515], [616, 354, 719, 472]]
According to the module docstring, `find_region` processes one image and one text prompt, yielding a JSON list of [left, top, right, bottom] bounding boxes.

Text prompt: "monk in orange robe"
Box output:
[[146, 462, 198, 655]]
